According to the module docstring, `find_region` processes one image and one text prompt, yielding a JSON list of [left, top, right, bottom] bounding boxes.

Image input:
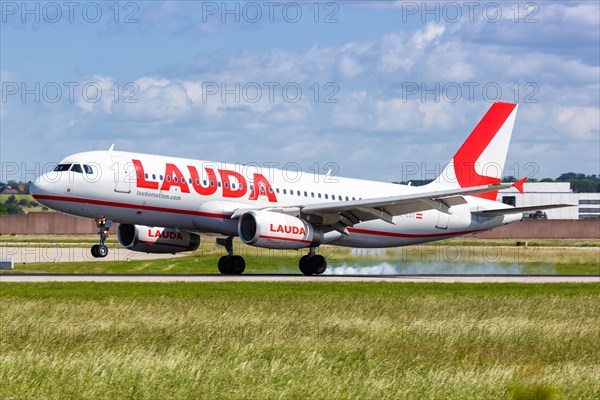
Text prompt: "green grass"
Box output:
[[1, 282, 599, 399], [439, 238, 600, 248], [0, 234, 118, 244], [0, 194, 34, 203], [3, 239, 599, 275], [0, 193, 48, 213]]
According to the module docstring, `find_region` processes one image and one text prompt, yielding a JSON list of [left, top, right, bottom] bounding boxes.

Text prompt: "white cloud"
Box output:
[[4, 6, 598, 180], [76, 75, 117, 114], [554, 106, 599, 140]]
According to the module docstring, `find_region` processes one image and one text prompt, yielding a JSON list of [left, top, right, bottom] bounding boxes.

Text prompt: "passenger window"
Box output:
[[283, 189, 287, 195], [167, 176, 171, 182], [71, 164, 83, 173], [152, 174, 156, 180], [145, 173, 149, 179], [318, 193, 322, 199], [224, 182, 229, 188], [325, 194, 328, 199], [345, 196, 349, 201], [210, 181, 214, 187], [83, 165, 93, 174]]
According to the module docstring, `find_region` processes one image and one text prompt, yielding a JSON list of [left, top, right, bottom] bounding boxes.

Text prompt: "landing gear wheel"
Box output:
[[299, 255, 312, 275], [218, 256, 231, 274], [216, 237, 246, 275], [309, 255, 327, 275], [97, 245, 108, 258], [218, 255, 246, 275], [229, 255, 245, 275], [92, 217, 111, 259], [299, 253, 327, 275]]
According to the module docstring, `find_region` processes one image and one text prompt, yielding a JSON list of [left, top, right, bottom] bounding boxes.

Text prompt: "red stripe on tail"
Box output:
[[453, 102, 517, 200]]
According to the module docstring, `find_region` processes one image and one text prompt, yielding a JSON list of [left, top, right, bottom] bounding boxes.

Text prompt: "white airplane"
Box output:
[[30, 102, 568, 275]]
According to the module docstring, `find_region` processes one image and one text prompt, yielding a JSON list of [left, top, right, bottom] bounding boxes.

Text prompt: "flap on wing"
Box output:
[[473, 204, 575, 216], [298, 183, 513, 229], [301, 183, 510, 216]]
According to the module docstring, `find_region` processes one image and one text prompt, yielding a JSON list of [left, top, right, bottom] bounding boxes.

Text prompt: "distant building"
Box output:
[[0, 186, 18, 195], [497, 182, 600, 220]]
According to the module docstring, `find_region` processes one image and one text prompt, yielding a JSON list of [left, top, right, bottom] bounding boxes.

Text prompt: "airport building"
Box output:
[[497, 182, 600, 220]]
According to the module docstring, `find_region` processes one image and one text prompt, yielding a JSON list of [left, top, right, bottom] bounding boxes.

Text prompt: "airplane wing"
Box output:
[[472, 204, 575, 216], [261, 183, 518, 234], [229, 180, 562, 235]]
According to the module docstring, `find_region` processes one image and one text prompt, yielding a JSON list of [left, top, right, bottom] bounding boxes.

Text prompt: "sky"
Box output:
[[1, 0, 599, 184]]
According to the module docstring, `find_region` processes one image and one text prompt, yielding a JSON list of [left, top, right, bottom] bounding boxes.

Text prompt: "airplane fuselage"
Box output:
[[32, 149, 519, 249]]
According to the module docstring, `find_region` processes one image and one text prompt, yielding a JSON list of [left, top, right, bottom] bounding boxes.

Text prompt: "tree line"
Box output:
[[399, 173, 600, 193]]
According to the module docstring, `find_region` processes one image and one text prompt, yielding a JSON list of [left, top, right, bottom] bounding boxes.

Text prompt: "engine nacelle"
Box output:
[[238, 210, 323, 249], [118, 224, 200, 254]]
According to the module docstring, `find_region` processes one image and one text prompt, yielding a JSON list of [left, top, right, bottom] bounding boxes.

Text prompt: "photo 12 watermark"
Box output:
[[1, 1, 140, 24], [399, 161, 540, 183], [397, 1, 539, 24], [1, 81, 139, 104], [401, 81, 539, 104], [200, 1, 339, 24], [201, 81, 339, 104]]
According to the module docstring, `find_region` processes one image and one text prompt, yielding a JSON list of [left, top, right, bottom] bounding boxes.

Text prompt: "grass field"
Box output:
[[0, 193, 46, 213], [2, 238, 599, 275], [1, 282, 598, 399]]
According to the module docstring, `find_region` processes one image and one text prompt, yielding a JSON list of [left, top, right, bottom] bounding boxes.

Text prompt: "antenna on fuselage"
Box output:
[[108, 144, 115, 152]]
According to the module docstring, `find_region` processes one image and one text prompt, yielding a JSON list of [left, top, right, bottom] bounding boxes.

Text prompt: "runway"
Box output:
[[0, 245, 182, 264], [1, 273, 598, 283]]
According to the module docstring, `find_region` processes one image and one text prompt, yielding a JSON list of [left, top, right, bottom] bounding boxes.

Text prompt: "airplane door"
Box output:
[[111, 157, 133, 194], [435, 211, 449, 229]]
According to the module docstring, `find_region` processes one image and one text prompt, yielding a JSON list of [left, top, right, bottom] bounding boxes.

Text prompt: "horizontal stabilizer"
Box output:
[[473, 204, 575, 216]]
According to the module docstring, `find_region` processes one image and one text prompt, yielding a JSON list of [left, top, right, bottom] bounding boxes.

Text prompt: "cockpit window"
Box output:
[[53, 164, 72, 172], [71, 164, 83, 173], [83, 165, 93, 174]]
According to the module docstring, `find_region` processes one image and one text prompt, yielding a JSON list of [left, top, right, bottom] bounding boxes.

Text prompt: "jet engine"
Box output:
[[238, 210, 323, 249], [118, 224, 200, 254]]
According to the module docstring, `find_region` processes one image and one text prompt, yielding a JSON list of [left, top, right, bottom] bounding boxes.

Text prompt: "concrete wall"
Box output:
[[0, 213, 99, 235], [1, 213, 599, 239], [473, 220, 600, 239]]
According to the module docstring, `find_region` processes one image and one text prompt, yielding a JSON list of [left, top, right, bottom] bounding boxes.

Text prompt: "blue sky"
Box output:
[[1, 1, 599, 183]]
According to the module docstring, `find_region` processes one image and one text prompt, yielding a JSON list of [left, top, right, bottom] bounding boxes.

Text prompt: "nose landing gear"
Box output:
[[91, 217, 112, 258]]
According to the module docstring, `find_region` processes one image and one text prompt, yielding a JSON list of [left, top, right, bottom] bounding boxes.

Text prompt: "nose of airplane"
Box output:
[[30, 173, 55, 199]]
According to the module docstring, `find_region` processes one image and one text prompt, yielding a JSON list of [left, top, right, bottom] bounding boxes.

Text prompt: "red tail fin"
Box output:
[[433, 102, 519, 201]]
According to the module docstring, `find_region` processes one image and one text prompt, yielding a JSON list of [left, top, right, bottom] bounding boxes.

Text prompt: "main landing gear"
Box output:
[[299, 247, 327, 276], [91, 217, 111, 258], [217, 237, 246, 275]]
